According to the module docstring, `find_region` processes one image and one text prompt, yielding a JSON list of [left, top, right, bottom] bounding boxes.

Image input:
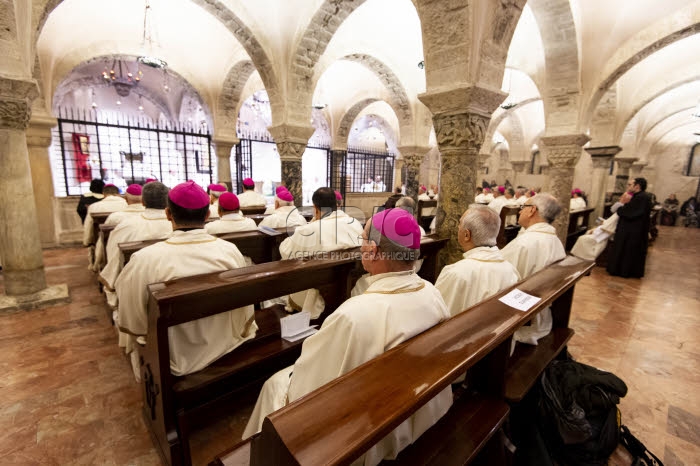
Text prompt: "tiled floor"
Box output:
[[0, 225, 698, 465]]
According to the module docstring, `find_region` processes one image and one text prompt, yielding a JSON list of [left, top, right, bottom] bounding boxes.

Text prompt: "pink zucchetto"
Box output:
[[242, 178, 255, 187], [218, 192, 240, 211], [334, 190, 343, 201], [104, 183, 116, 188], [169, 181, 210, 210], [145, 178, 157, 184], [371, 208, 421, 250], [498, 186, 505, 194], [207, 183, 226, 193], [126, 184, 142, 196], [277, 189, 294, 202], [275, 185, 287, 195]]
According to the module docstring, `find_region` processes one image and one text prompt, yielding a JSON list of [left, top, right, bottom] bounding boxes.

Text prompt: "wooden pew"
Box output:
[[417, 199, 437, 232], [566, 207, 594, 251], [211, 256, 594, 466], [240, 206, 267, 215], [496, 205, 521, 249], [89, 211, 111, 245]]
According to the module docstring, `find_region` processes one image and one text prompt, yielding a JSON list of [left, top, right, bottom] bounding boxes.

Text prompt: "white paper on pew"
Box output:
[[499, 288, 541, 312], [258, 225, 282, 236], [281, 311, 318, 342]]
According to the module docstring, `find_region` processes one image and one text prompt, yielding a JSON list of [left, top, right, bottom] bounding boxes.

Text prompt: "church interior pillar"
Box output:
[[268, 124, 314, 207], [26, 113, 58, 247], [541, 134, 590, 243], [510, 161, 529, 186], [613, 157, 638, 195], [0, 77, 69, 310], [214, 138, 237, 192], [585, 146, 620, 221]]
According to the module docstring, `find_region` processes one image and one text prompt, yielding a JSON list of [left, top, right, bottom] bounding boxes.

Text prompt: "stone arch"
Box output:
[[336, 97, 379, 146], [33, 0, 64, 52], [485, 97, 542, 144], [217, 59, 257, 135], [584, 23, 700, 128], [528, 0, 581, 132], [340, 54, 412, 126], [505, 111, 527, 161]]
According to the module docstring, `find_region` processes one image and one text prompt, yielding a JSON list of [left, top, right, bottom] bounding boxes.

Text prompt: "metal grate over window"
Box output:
[[346, 147, 394, 193], [50, 108, 215, 196]]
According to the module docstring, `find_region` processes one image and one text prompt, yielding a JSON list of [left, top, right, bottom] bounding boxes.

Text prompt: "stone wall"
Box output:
[[651, 141, 699, 203], [54, 197, 83, 245]]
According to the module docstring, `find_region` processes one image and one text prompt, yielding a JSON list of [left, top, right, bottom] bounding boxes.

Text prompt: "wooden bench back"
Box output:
[[250, 257, 594, 466], [566, 207, 595, 250], [240, 206, 268, 215], [416, 199, 437, 218], [496, 205, 521, 249]]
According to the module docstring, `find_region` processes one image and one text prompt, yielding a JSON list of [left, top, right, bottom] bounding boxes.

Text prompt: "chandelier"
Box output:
[[102, 59, 142, 97], [137, 1, 167, 70]]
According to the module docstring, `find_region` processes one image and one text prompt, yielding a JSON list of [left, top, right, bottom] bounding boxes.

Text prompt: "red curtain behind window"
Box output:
[[72, 133, 92, 183]]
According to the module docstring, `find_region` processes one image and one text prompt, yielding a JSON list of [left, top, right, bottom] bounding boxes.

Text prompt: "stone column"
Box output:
[[478, 153, 490, 178], [510, 160, 529, 187], [26, 113, 58, 247], [585, 146, 620, 221], [214, 138, 237, 192], [268, 124, 314, 207], [613, 157, 638, 195], [419, 86, 505, 266], [393, 157, 404, 191], [0, 77, 69, 310], [329, 149, 347, 192], [541, 134, 590, 243], [399, 146, 429, 202]]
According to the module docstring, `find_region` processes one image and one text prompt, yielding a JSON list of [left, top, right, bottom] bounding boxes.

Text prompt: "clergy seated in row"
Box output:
[[205, 192, 257, 235], [571, 213, 619, 261], [417, 185, 437, 219], [264, 185, 289, 214], [94, 184, 145, 271], [395, 196, 426, 236], [259, 188, 307, 229], [83, 184, 127, 271], [335, 189, 343, 208], [488, 186, 509, 214], [514, 187, 528, 205], [207, 183, 227, 219], [237, 177, 267, 208], [115, 181, 256, 378], [76, 178, 105, 224], [570, 189, 587, 211], [501, 193, 566, 347], [279, 187, 364, 317], [100, 182, 172, 309], [243, 209, 452, 465], [475, 187, 494, 204], [436, 205, 520, 317]]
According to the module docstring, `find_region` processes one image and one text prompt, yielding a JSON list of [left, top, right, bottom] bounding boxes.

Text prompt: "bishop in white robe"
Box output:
[[238, 177, 267, 207], [205, 192, 258, 235], [115, 181, 256, 377], [83, 185, 128, 271], [571, 213, 619, 261], [259, 188, 307, 229], [207, 183, 227, 219], [94, 184, 145, 271], [501, 194, 566, 346], [244, 208, 452, 466], [436, 205, 520, 317]]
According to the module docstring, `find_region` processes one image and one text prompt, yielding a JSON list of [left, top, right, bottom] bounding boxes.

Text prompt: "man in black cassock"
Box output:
[[607, 177, 652, 278]]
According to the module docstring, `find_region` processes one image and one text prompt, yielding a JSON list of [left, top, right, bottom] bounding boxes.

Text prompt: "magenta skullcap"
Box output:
[[104, 183, 116, 188], [126, 184, 142, 196], [498, 186, 505, 194], [218, 192, 240, 211], [145, 178, 157, 184], [169, 181, 210, 209], [371, 208, 421, 250], [334, 190, 342, 201], [207, 183, 226, 193], [420, 185, 427, 191], [275, 185, 287, 195], [277, 189, 294, 202], [242, 178, 255, 187]]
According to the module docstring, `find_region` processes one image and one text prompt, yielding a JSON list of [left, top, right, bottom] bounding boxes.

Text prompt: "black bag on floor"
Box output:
[[619, 424, 664, 466]]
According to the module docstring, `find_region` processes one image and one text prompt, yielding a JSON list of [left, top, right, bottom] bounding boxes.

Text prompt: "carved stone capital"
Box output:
[[615, 157, 638, 171], [268, 124, 314, 145], [540, 134, 590, 169], [276, 141, 307, 161], [433, 112, 490, 154], [419, 85, 507, 117], [214, 142, 235, 159], [585, 145, 622, 158], [398, 146, 430, 169], [0, 78, 39, 131], [510, 161, 529, 173]]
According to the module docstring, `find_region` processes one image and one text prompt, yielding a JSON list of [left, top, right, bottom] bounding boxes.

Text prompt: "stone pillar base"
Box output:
[[0, 284, 70, 313]]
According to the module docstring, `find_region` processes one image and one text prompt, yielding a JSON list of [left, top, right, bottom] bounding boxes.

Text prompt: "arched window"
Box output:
[[687, 143, 700, 176]]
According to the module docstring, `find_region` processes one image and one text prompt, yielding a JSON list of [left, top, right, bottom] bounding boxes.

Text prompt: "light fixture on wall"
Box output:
[[500, 68, 517, 110], [137, 0, 167, 69], [417, 60, 425, 69]]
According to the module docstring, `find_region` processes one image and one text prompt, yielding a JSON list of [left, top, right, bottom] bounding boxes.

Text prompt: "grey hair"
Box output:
[[515, 188, 526, 197], [506, 187, 515, 197], [395, 196, 416, 216], [125, 192, 142, 203], [530, 192, 562, 223], [459, 204, 500, 247], [211, 190, 224, 198], [142, 182, 169, 209], [368, 215, 419, 264], [276, 196, 294, 207]]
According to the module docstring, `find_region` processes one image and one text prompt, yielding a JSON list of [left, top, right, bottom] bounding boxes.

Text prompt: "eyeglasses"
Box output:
[[520, 204, 537, 211]]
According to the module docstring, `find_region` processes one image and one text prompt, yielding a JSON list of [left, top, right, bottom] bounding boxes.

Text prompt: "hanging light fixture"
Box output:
[[137, 0, 168, 69], [101, 58, 142, 97]]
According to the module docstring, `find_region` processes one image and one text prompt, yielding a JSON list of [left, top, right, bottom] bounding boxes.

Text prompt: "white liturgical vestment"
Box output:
[[488, 196, 508, 214], [204, 213, 257, 235], [501, 221, 566, 346], [571, 213, 619, 261], [259, 206, 308, 229], [94, 204, 145, 271], [83, 195, 128, 246], [243, 271, 452, 466], [237, 190, 267, 207], [100, 209, 173, 307], [115, 230, 257, 376], [436, 246, 521, 317], [570, 197, 587, 211], [208, 202, 220, 219]]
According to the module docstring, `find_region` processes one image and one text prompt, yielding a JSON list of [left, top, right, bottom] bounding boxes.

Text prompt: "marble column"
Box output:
[[542, 134, 590, 243], [27, 113, 58, 247], [419, 86, 505, 266], [0, 77, 69, 310], [585, 146, 620, 221], [214, 138, 237, 192], [269, 124, 314, 207], [613, 157, 638, 195], [399, 146, 428, 202], [329, 149, 347, 192]]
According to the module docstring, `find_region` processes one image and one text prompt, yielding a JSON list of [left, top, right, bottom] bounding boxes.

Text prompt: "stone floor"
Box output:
[[0, 225, 698, 465]]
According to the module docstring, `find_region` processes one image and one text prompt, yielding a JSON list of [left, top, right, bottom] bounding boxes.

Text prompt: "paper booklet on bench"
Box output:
[[280, 311, 318, 342], [258, 225, 282, 236]]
